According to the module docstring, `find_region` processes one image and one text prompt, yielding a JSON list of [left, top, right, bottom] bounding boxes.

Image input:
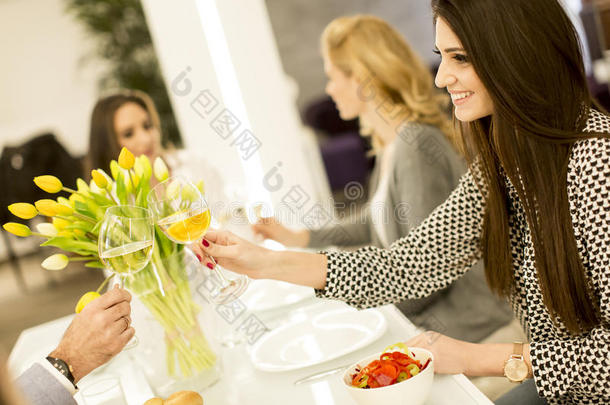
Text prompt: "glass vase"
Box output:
[[126, 248, 222, 397]]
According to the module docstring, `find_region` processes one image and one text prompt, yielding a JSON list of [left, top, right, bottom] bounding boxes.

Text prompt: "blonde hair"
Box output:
[[321, 15, 453, 151]]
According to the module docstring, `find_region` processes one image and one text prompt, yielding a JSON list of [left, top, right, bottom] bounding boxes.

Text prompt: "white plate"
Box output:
[[240, 279, 315, 312], [250, 305, 387, 372]]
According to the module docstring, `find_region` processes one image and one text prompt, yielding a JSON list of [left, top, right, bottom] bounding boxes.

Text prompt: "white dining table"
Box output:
[[9, 293, 493, 405]]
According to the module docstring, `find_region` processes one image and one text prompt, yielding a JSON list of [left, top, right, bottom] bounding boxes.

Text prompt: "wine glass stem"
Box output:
[[208, 256, 230, 284]]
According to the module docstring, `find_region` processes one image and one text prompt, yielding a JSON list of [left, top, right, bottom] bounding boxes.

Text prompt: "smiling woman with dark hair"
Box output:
[[193, 1, 610, 403]]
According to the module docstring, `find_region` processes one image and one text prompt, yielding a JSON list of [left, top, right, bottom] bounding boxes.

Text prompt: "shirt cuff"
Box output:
[[37, 358, 78, 395]]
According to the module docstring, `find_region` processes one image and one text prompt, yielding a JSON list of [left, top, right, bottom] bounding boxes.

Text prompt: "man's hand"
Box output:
[[49, 285, 134, 383]]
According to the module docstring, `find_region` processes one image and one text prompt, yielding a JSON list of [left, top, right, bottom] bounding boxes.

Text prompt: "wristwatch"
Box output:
[[503, 342, 530, 383], [46, 356, 77, 388]]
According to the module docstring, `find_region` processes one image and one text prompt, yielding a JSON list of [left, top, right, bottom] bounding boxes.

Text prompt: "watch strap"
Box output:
[[46, 356, 77, 389], [513, 342, 524, 358]]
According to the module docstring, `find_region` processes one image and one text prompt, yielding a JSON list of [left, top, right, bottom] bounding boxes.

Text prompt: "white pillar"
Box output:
[[141, 0, 331, 228]]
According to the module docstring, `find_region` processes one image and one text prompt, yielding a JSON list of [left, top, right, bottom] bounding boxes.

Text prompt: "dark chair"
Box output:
[[0, 133, 83, 291]]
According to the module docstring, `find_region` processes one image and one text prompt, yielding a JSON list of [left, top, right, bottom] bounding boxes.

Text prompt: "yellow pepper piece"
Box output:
[[8, 203, 38, 219], [406, 364, 420, 376], [382, 342, 409, 354], [75, 291, 101, 313]]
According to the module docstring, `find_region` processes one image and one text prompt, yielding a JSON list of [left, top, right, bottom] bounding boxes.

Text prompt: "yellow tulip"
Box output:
[[41, 253, 69, 270], [57, 230, 73, 238], [76, 178, 90, 194], [69, 193, 86, 205], [34, 175, 63, 193], [137, 155, 152, 179], [34, 199, 59, 217], [36, 223, 58, 237], [89, 179, 102, 194], [196, 180, 205, 195], [8, 203, 38, 219], [167, 179, 181, 200], [75, 291, 100, 313], [2, 222, 32, 237], [54, 203, 73, 216], [91, 169, 108, 189], [57, 197, 71, 207], [52, 217, 71, 230], [73, 229, 85, 238], [110, 160, 120, 180], [124, 172, 134, 194], [118, 147, 135, 170], [153, 157, 169, 182]]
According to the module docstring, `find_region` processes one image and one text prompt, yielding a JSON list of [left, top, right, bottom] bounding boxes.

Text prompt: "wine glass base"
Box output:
[[209, 276, 249, 304]]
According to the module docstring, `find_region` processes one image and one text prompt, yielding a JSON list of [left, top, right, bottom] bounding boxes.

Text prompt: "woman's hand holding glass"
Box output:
[[147, 176, 249, 303], [190, 229, 273, 279]]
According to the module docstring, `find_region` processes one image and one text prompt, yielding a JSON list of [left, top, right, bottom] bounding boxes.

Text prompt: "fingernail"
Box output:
[[195, 254, 202, 262], [202, 239, 210, 247], [206, 262, 214, 270]]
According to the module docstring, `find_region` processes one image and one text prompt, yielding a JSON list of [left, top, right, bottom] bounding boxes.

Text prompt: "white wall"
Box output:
[[141, 0, 331, 223], [0, 0, 104, 156]]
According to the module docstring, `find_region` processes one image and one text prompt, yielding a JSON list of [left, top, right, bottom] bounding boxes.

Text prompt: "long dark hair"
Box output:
[[432, 0, 603, 334], [87, 89, 161, 174]]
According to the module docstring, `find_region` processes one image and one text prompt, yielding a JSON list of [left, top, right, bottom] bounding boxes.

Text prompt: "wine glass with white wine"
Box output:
[[147, 176, 249, 304], [98, 205, 154, 285], [98, 205, 155, 349]]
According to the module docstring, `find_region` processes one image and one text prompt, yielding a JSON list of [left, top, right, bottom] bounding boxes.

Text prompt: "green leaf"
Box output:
[[74, 201, 96, 219], [66, 221, 94, 232], [85, 261, 105, 269], [91, 219, 103, 234], [116, 171, 127, 204], [89, 191, 114, 207], [135, 187, 147, 208], [41, 237, 98, 253]]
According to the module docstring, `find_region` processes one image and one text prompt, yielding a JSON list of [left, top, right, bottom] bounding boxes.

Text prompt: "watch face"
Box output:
[[505, 358, 529, 382]]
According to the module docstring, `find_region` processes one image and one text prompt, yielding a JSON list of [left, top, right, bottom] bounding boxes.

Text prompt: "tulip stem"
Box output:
[[58, 213, 96, 224], [128, 170, 138, 194], [96, 274, 113, 294], [69, 256, 96, 262], [104, 189, 120, 205], [62, 187, 77, 194]]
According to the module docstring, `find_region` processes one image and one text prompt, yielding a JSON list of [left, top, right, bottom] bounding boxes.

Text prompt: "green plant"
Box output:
[[65, 0, 182, 147]]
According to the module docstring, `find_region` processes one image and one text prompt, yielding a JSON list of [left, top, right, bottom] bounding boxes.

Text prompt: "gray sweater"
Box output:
[[309, 123, 512, 342]]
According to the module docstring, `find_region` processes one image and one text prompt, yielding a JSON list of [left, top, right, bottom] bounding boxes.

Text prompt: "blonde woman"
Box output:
[[251, 15, 512, 341]]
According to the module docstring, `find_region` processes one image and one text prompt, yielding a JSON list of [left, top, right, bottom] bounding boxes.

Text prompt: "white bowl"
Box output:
[[342, 347, 434, 405]]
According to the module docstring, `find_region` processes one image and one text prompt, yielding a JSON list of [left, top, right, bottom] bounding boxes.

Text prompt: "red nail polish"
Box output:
[[202, 239, 210, 247], [195, 254, 202, 262], [206, 262, 214, 270]]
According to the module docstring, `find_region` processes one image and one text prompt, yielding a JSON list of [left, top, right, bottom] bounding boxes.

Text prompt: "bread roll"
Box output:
[[165, 391, 203, 405], [143, 398, 164, 405]]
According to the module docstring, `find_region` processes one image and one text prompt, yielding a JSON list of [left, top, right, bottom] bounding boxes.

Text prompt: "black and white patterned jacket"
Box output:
[[315, 110, 610, 404]]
